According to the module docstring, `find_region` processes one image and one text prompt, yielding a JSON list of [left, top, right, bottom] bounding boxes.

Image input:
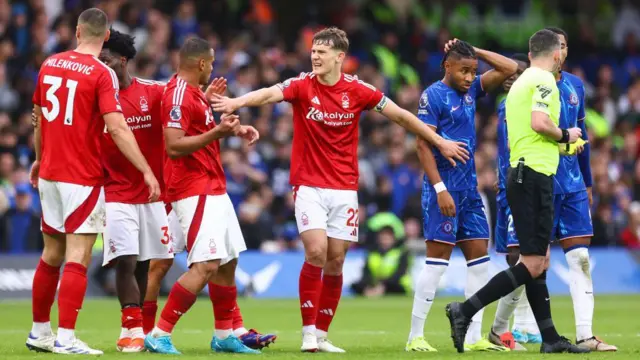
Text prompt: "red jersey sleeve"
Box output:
[[97, 68, 122, 115], [353, 77, 387, 112], [276, 73, 308, 103], [164, 97, 192, 131], [32, 72, 43, 106]]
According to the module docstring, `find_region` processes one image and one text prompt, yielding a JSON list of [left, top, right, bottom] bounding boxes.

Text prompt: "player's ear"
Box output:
[[336, 50, 346, 64], [76, 26, 81, 41], [199, 58, 205, 71], [104, 29, 110, 42], [528, 52, 533, 63]]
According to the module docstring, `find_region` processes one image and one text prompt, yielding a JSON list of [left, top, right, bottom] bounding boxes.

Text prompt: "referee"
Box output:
[[445, 29, 589, 354]]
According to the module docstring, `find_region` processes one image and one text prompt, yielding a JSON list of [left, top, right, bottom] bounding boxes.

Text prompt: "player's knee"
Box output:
[[521, 256, 545, 278], [65, 244, 93, 266], [150, 259, 173, 278], [194, 261, 219, 280], [304, 247, 327, 267], [42, 245, 65, 267], [324, 254, 346, 275]]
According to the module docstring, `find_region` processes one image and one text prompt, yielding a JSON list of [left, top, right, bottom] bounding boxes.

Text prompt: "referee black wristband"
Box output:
[[558, 128, 569, 143]]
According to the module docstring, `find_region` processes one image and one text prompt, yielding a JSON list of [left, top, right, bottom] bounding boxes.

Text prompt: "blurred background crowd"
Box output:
[[1, 0, 640, 256]]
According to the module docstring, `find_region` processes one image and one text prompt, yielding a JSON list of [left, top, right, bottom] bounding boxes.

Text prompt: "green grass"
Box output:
[[1, 295, 639, 359]]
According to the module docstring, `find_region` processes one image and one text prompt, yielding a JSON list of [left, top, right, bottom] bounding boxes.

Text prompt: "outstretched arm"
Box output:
[[380, 99, 469, 166], [210, 86, 284, 113]]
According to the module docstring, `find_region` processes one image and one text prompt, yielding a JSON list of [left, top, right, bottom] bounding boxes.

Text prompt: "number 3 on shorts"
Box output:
[[346, 208, 359, 227], [161, 226, 170, 245]]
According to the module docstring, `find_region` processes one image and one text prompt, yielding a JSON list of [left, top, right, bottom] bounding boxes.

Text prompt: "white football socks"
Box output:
[[215, 329, 233, 340], [31, 322, 52, 337], [493, 285, 525, 335], [233, 327, 249, 337], [565, 247, 594, 341], [56, 328, 75, 345], [464, 256, 489, 345], [513, 290, 538, 334], [408, 258, 448, 341]]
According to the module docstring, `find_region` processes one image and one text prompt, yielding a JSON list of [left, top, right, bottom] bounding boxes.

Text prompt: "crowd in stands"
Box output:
[[1, 0, 640, 254]]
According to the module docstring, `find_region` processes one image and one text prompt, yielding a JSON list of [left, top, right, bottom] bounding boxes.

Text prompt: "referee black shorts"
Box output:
[[506, 165, 554, 256]]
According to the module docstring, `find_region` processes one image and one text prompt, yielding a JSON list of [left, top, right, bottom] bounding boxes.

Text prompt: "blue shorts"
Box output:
[[422, 188, 489, 244], [552, 190, 594, 241], [494, 190, 519, 253]]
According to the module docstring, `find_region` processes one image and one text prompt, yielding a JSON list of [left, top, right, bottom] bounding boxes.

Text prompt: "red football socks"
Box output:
[[299, 262, 323, 326], [142, 301, 158, 334], [32, 259, 60, 323], [122, 306, 143, 330], [157, 282, 196, 333], [232, 299, 244, 330], [208, 283, 235, 330], [316, 273, 343, 332], [58, 262, 88, 329]]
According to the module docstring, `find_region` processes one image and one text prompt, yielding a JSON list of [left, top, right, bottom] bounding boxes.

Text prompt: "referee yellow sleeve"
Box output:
[[531, 82, 555, 116]]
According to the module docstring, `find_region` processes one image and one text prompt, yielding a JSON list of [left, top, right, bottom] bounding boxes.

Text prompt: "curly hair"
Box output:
[[103, 28, 136, 60], [441, 40, 476, 69]]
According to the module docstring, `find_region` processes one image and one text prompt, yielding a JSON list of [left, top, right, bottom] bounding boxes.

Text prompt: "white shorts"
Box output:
[[39, 179, 105, 234], [167, 207, 186, 254], [102, 202, 174, 266], [172, 193, 246, 267], [293, 185, 359, 242]]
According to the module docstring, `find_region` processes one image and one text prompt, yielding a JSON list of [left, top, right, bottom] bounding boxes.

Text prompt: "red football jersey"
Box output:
[[32, 50, 122, 186], [162, 75, 226, 203], [102, 78, 165, 204], [276, 72, 387, 190]]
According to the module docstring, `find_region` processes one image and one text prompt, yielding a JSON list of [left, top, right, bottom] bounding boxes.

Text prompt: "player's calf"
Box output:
[[143, 258, 174, 334]]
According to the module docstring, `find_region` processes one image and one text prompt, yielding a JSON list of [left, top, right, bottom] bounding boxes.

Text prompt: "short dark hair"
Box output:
[[77, 8, 108, 38], [179, 36, 211, 61], [545, 27, 568, 45], [511, 53, 530, 67], [313, 27, 349, 52], [529, 29, 560, 59], [103, 28, 136, 60], [441, 40, 476, 68]]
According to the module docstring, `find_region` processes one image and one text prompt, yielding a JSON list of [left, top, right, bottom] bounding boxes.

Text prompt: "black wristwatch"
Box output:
[[558, 128, 569, 143]]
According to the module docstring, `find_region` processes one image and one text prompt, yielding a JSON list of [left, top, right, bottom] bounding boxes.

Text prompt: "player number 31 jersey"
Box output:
[[277, 72, 388, 191]]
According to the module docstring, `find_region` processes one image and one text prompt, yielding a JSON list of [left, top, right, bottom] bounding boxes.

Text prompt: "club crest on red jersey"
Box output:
[[140, 96, 149, 112], [341, 93, 350, 109]]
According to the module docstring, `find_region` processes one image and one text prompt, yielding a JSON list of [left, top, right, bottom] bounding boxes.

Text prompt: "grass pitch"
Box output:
[[1, 295, 639, 359]]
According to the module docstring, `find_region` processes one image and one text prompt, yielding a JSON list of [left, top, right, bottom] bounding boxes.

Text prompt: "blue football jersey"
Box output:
[[417, 76, 485, 191], [554, 71, 586, 194], [496, 99, 509, 193]]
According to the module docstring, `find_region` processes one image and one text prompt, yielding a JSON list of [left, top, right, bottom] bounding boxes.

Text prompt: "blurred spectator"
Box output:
[[0, 0, 639, 253], [0, 182, 42, 253], [621, 201, 640, 249], [352, 226, 412, 297]]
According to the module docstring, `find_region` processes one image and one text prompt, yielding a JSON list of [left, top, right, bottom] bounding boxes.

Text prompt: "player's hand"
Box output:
[[235, 125, 260, 145], [143, 171, 161, 202], [444, 38, 460, 53], [29, 160, 40, 188], [217, 113, 241, 137], [437, 139, 469, 166], [210, 94, 241, 114], [205, 77, 227, 101], [437, 191, 456, 217], [587, 187, 593, 207], [567, 127, 582, 143]]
